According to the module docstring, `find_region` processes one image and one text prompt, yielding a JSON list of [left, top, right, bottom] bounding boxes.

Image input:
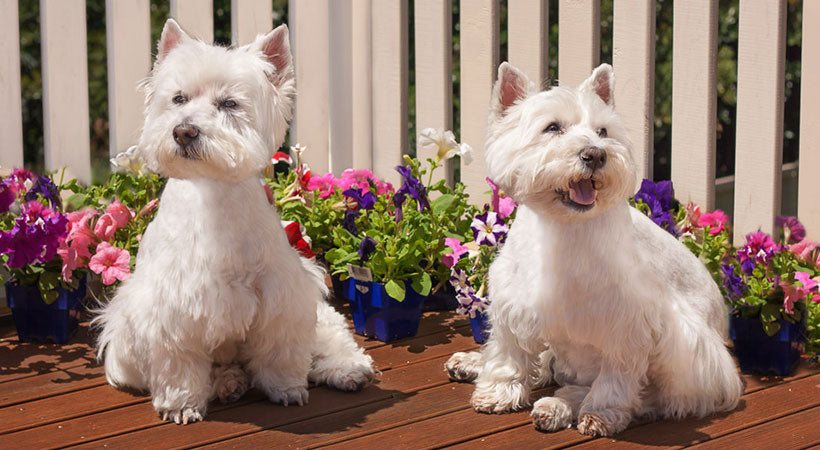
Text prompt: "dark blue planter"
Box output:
[[729, 314, 805, 376], [330, 273, 347, 301], [345, 279, 426, 342], [424, 283, 459, 311], [6, 277, 87, 344], [470, 312, 491, 344]]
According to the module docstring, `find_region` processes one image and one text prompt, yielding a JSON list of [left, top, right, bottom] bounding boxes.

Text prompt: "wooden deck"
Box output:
[[2, 299, 820, 449]]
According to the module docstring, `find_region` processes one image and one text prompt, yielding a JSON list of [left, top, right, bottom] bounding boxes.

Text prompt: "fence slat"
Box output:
[[613, 0, 655, 185], [106, 0, 151, 159], [0, 0, 24, 168], [558, 0, 600, 87], [459, 0, 499, 201], [350, 0, 372, 172], [508, 0, 548, 88], [329, 0, 353, 174], [170, 0, 213, 43], [733, 0, 786, 242], [371, 0, 408, 186], [414, 0, 453, 185], [670, 0, 717, 210], [231, 0, 273, 46], [798, 1, 820, 239], [40, 0, 91, 183], [289, 0, 330, 173]]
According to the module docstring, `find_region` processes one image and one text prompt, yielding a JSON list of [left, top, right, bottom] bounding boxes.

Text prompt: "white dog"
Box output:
[[94, 19, 374, 425], [445, 63, 743, 436]]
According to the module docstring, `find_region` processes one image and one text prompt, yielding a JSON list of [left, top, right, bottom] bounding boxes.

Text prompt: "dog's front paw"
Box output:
[[158, 406, 204, 425], [445, 351, 482, 383], [577, 412, 611, 437], [266, 386, 309, 407], [327, 364, 375, 392], [531, 397, 573, 432], [212, 364, 248, 404], [471, 382, 529, 414]]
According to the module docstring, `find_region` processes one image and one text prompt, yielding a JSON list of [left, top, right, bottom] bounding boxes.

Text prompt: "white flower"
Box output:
[[418, 128, 473, 165], [290, 143, 306, 156], [110, 145, 151, 176]]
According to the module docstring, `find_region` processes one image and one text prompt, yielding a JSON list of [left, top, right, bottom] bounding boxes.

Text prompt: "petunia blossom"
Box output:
[[307, 173, 339, 199], [442, 237, 469, 268], [775, 216, 806, 244], [94, 213, 119, 242], [486, 177, 517, 219], [789, 239, 819, 262], [471, 211, 508, 246], [88, 242, 131, 285], [740, 231, 778, 265], [106, 200, 134, 228], [417, 128, 474, 165]]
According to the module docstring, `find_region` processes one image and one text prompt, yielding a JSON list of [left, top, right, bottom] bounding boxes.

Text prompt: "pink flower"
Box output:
[[782, 271, 818, 314], [789, 239, 819, 262], [442, 237, 469, 268], [57, 240, 79, 282], [94, 214, 119, 241], [307, 173, 339, 199], [375, 181, 394, 195], [486, 177, 517, 219], [137, 198, 159, 218], [698, 210, 729, 235], [105, 200, 133, 228], [88, 242, 131, 285], [685, 202, 702, 225]]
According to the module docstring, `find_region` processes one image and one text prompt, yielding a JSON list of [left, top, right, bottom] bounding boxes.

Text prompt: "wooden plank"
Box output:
[[732, 0, 786, 242], [450, 422, 590, 449], [371, 0, 409, 186], [350, 0, 373, 172], [105, 0, 151, 159], [0, 365, 103, 408], [0, 332, 97, 384], [508, 0, 549, 88], [414, 0, 454, 186], [40, 0, 91, 184], [64, 355, 471, 449], [613, 0, 655, 183], [459, 0, 499, 202], [690, 405, 820, 449], [329, 0, 354, 174], [0, 0, 24, 168], [798, 1, 820, 240], [169, 0, 214, 43], [289, 0, 330, 173], [671, 0, 718, 211], [558, 0, 600, 88], [231, 0, 273, 46]]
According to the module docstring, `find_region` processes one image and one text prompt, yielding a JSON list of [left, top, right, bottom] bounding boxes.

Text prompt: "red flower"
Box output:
[[283, 221, 315, 259]]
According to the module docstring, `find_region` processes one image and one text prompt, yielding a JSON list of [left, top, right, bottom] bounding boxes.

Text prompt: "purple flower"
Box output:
[[358, 236, 377, 263], [392, 192, 405, 223], [24, 175, 61, 208], [740, 231, 778, 265], [0, 180, 15, 213], [470, 211, 508, 246], [740, 257, 756, 276], [720, 264, 746, 300], [343, 209, 360, 236], [0, 203, 68, 268], [635, 179, 675, 212], [342, 187, 376, 210], [775, 216, 805, 244], [394, 165, 429, 211]]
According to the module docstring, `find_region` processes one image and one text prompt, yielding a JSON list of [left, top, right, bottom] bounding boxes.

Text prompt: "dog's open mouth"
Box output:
[[558, 178, 597, 211]]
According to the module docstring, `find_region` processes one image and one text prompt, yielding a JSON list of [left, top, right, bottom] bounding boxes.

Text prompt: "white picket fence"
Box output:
[[1, 0, 818, 243]]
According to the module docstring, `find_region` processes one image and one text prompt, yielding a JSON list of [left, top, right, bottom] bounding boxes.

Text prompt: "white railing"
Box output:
[[1, 0, 818, 243]]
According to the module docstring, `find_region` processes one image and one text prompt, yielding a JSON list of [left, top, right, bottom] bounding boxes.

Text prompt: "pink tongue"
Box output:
[[569, 179, 597, 205]]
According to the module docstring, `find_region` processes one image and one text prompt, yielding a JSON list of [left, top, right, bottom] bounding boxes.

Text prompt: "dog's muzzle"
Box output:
[[173, 124, 202, 159]]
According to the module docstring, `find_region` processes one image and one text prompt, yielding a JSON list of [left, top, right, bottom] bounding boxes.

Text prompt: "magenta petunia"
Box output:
[[698, 210, 729, 235], [307, 173, 339, 199], [442, 237, 469, 268]]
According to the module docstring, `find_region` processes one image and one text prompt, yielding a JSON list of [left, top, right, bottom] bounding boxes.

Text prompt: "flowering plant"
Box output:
[[632, 179, 819, 340], [444, 177, 517, 318], [324, 130, 478, 301]]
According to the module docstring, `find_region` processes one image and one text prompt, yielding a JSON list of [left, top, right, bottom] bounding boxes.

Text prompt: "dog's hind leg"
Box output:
[[309, 302, 375, 392], [211, 364, 248, 404]]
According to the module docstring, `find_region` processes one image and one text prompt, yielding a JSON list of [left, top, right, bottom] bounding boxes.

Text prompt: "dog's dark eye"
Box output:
[[220, 99, 238, 109], [172, 94, 187, 104], [544, 123, 562, 133], [598, 128, 607, 138]]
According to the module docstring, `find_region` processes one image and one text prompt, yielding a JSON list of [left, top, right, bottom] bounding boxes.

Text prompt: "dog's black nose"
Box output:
[[173, 124, 199, 147], [579, 147, 606, 171]]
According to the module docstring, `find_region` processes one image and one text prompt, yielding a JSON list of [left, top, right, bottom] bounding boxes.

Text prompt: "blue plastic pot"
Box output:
[[6, 277, 87, 344], [330, 273, 347, 301], [424, 283, 459, 311], [470, 312, 491, 344], [345, 279, 426, 342], [729, 314, 805, 376]]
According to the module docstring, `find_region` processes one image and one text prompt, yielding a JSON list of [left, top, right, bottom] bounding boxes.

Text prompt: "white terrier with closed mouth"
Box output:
[[94, 19, 374, 425], [445, 63, 743, 436]]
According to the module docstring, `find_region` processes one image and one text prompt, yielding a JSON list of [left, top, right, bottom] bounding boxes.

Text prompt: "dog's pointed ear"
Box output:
[[580, 64, 615, 106], [490, 62, 535, 120], [157, 19, 190, 63], [250, 24, 294, 89]]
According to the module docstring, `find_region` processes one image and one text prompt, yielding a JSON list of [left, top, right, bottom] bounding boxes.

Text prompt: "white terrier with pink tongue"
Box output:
[[445, 63, 742, 436]]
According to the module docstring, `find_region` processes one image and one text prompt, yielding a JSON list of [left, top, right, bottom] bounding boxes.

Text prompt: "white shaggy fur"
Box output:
[[445, 63, 743, 436], [94, 19, 374, 425]]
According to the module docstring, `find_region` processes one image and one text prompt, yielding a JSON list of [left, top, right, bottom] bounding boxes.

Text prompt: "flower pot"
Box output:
[[330, 273, 347, 301], [423, 282, 459, 311], [346, 279, 426, 342], [729, 314, 805, 376], [470, 312, 491, 344], [6, 277, 87, 344]]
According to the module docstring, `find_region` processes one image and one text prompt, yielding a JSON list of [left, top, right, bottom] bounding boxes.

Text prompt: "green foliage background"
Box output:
[[17, 0, 802, 185]]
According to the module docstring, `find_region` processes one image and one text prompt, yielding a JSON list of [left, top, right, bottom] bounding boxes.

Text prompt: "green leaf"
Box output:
[[411, 272, 432, 296], [762, 320, 781, 337], [760, 303, 780, 323], [431, 194, 455, 215], [385, 279, 406, 302], [324, 248, 348, 263]]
